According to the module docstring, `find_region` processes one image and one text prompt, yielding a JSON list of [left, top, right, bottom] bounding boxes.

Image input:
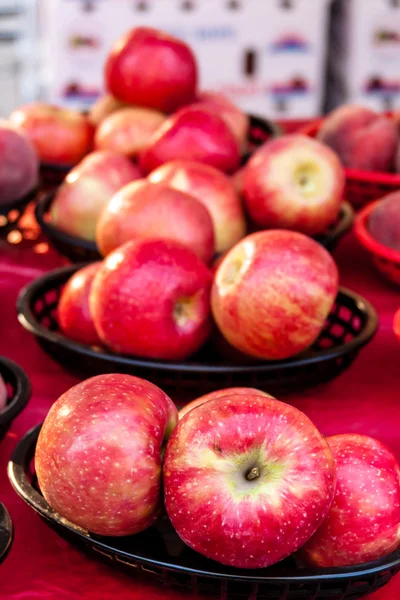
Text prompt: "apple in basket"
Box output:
[[193, 91, 249, 153], [211, 230, 339, 360], [164, 392, 336, 568], [96, 179, 215, 263], [50, 150, 141, 241], [242, 134, 345, 236], [90, 238, 213, 360], [367, 191, 400, 251], [88, 94, 130, 127], [105, 27, 197, 113], [317, 105, 398, 173], [148, 160, 246, 254], [139, 106, 240, 175], [0, 120, 39, 204], [94, 107, 165, 159], [9, 103, 93, 165], [300, 434, 400, 566], [58, 262, 102, 347], [35, 374, 178, 536]]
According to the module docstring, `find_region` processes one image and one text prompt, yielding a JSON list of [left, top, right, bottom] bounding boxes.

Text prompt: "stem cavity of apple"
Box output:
[[246, 466, 260, 481]]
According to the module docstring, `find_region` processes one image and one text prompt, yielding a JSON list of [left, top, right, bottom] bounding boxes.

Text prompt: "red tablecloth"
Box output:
[[1, 223, 400, 599]]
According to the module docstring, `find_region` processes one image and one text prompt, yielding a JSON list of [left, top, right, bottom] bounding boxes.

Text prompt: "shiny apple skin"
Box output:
[[90, 238, 213, 360], [164, 393, 336, 568], [178, 387, 272, 419], [300, 434, 400, 567], [35, 374, 178, 536]]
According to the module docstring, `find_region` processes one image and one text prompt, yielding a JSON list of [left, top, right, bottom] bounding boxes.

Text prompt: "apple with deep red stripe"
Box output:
[[105, 27, 197, 113], [58, 262, 102, 347], [300, 434, 400, 567], [164, 393, 336, 569], [211, 230, 339, 360], [90, 238, 213, 360], [35, 374, 178, 536]]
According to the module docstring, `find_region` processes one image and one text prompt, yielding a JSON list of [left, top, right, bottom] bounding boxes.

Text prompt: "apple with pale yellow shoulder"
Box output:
[[212, 230, 339, 360], [243, 135, 345, 236]]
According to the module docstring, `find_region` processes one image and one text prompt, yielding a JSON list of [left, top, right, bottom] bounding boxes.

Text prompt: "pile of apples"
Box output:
[[35, 374, 400, 569], [8, 27, 346, 249]]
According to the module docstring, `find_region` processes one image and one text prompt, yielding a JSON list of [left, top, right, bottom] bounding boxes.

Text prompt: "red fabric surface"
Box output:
[[1, 219, 400, 598]]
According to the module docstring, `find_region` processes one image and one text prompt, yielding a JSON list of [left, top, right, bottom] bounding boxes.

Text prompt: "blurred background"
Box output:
[[2, 0, 400, 120]]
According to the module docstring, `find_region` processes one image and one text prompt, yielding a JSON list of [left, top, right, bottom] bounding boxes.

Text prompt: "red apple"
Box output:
[[194, 91, 249, 153], [90, 238, 213, 360], [178, 387, 272, 420], [0, 121, 39, 204], [96, 180, 214, 263], [300, 434, 400, 567], [148, 160, 246, 254], [58, 263, 102, 346], [139, 106, 240, 175], [0, 375, 7, 411], [9, 103, 93, 165], [317, 105, 398, 173], [94, 107, 165, 158], [88, 94, 130, 127], [164, 393, 336, 568], [35, 374, 178, 536], [243, 135, 345, 236], [50, 151, 141, 241], [368, 191, 400, 251], [212, 230, 339, 360], [105, 27, 197, 113]]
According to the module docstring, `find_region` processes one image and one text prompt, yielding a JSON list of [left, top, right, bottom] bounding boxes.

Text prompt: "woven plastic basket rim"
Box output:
[[16, 264, 379, 375], [0, 356, 31, 427], [8, 423, 400, 584], [354, 200, 400, 264]]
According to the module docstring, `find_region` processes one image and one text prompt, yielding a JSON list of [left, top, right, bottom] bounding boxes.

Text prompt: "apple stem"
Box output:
[[246, 466, 260, 481]]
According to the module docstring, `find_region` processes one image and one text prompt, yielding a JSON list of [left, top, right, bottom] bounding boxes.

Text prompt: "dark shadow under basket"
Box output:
[[8, 424, 400, 600], [17, 264, 378, 397], [0, 503, 12, 565], [0, 357, 31, 441], [0, 188, 38, 235]]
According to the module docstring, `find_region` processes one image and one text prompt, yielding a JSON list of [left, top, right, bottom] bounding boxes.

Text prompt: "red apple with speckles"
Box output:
[[212, 230, 339, 360], [90, 238, 213, 360], [139, 106, 240, 175], [105, 27, 197, 113], [178, 387, 272, 420], [94, 107, 165, 159], [243, 135, 345, 236], [51, 151, 141, 241], [194, 91, 249, 153], [96, 180, 215, 262], [148, 160, 246, 254], [35, 374, 178, 536], [0, 121, 39, 204], [164, 393, 336, 568], [9, 103, 93, 166], [300, 434, 400, 567], [0, 375, 7, 411], [58, 263, 102, 346]]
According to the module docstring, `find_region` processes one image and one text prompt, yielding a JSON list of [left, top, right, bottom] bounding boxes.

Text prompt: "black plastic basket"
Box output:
[[0, 357, 31, 442], [40, 161, 71, 190], [17, 264, 378, 397], [0, 503, 12, 565], [0, 187, 38, 235], [8, 424, 400, 600], [315, 202, 354, 252], [34, 193, 101, 263]]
